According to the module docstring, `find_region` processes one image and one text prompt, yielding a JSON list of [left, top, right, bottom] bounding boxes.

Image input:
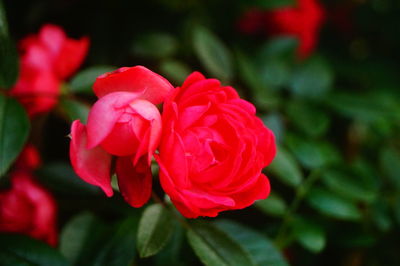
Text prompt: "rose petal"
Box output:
[[86, 92, 140, 148], [116, 156, 152, 208], [93, 66, 173, 104], [181, 71, 205, 88], [128, 99, 162, 164], [69, 120, 113, 196], [11, 172, 58, 246], [231, 173, 271, 209], [56, 36, 89, 79]]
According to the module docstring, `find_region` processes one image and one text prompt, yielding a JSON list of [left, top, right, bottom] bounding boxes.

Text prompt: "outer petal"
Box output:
[[10, 66, 60, 116], [38, 24, 66, 60], [116, 156, 152, 208], [93, 66, 173, 104], [69, 120, 113, 196], [86, 91, 140, 148], [128, 99, 162, 164], [56, 37, 89, 79]]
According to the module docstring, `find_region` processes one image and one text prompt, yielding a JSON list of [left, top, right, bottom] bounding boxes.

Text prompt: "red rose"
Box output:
[[265, 0, 325, 58], [0, 171, 58, 246], [69, 66, 173, 207], [156, 72, 276, 218], [10, 24, 89, 116]]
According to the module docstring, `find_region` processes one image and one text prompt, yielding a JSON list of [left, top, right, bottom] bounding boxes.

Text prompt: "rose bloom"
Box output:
[[156, 72, 276, 218], [0, 171, 58, 246], [10, 24, 89, 116], [70, 66, 173, 207]]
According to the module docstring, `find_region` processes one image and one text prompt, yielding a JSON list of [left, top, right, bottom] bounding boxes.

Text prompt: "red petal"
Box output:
[[181, 71, 205, 89], [69, 120, 113, 197], [56, 36, 89, 79], [128, 99, 162, 164], [93, 66, 173, 104], [86, 92, 140, 148], [116, 156, 152, 208]]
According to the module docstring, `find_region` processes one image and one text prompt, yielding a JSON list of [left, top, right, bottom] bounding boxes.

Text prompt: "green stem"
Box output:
[[275, 169, 321, 248]]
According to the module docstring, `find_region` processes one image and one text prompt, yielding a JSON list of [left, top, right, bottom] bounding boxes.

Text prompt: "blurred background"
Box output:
[[2, 0, 400, 265]]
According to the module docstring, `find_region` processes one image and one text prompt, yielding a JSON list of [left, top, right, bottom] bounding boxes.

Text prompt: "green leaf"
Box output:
[[69, 66, 115, 94], [187, 221, 256, 266], [0, 234, 69, 266], [321, 169, 377, 203], [380, 146, 400, 190], [262, 113, 285, 143], [259, 58, 291, 90], [132, 32, 178, 59], [289, 56, 333, 98], [67, 214, 138, 266], [371, 201, 392, 232], [59, 98, 90, 124], [286, 134, 340, 169], [306, 187, 362, 221], [0, 1, 18, 88], [137, 203, 174, 258], [268, 146, 303, 187], [255, 193, 287, 217], [393, 197, 400, 226], [193, 26, 233, 81], [159, 60, 191, 85], [92, 216, 138, 266], [155, 222, 185, 266], [258, 37, 298, 60], [286, 101, 330, 137], [60, 212, 97, 265], [37, 162, 101, 196], [251, 0, 296, 10], [324, 92, 397, 123], [0, 95, 30, 176], [215, 220, 289, 266], [292, 217, 326, 253], [236, 52, 279, 108]]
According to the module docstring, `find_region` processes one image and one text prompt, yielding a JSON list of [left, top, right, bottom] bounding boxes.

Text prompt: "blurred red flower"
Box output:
[[14, 144, 42, 171], [0, 171, 58, 246], [10, 24, 89, 116], [238, 0, 325, 58], [156, 72, 276, 218]]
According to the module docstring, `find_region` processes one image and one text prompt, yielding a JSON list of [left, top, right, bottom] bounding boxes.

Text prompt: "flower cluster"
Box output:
[[10, 24, 89, 116], [0, 145, 58, 246], [69, 67, 277, 218], [238, 0, 325, 58]]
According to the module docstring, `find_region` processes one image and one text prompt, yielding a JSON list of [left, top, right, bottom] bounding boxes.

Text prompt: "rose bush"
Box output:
[[156, 72, 276, 218], [10, 24, 89, 116], [70, 66, 173, 207]]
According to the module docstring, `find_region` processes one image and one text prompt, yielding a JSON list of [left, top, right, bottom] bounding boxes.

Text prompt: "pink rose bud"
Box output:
[[70, 66, 172, 207]]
